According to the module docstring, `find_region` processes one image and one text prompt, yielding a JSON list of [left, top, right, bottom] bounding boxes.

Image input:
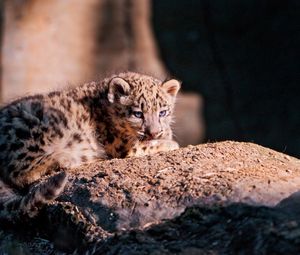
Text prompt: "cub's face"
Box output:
[[107, 73, 180, 141]]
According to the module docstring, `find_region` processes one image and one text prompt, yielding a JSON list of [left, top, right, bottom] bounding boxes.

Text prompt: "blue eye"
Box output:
[[133, 111, 143, 118], [159, 110, 167, 117]]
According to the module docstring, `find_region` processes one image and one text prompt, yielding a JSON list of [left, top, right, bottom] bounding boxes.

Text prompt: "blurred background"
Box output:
[[0, 0, 299, 157]]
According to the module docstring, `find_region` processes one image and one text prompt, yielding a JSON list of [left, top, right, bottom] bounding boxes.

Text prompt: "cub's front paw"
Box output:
[[128, 139, 179, 157], [149, 139, 179, 152]]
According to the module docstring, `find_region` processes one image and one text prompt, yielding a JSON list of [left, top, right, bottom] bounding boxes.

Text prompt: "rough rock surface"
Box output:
[[1, 141, 300, 254]]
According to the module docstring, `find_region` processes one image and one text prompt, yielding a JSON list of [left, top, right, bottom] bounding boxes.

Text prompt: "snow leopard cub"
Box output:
[[0, 72, 180, 220]]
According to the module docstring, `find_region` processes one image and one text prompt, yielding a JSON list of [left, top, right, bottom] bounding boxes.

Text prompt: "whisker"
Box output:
[[172, 133, 179, 139]]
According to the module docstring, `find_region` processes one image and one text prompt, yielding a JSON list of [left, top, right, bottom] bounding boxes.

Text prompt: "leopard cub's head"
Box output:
[[107, 72, 180, 140]]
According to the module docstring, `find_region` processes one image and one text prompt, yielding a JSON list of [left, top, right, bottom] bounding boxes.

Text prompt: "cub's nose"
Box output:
[[146, 129, 163, 139]]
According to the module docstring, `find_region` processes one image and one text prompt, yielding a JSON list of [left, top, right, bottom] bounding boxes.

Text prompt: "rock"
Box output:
[[2, 0, 101, 100], [174, 92, 205, 146], [1, 141, 300, 253], [153, 0, 300, 157]]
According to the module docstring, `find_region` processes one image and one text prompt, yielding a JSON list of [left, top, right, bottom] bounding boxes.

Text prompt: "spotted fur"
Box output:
[[0, 72, 180, 220]]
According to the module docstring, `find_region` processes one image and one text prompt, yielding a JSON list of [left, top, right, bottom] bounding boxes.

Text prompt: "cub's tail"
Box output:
[[0, 172, 67, 223]]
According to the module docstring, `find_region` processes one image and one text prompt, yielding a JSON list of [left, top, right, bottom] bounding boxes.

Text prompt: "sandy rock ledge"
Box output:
[[1, 141, 300, 254]]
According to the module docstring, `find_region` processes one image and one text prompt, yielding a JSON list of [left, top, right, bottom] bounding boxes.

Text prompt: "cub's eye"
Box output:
[[159, 110, 167, 117], [133, 111, 143, 118]]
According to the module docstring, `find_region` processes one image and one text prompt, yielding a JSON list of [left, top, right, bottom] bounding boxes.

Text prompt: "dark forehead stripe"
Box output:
[[141, 102, 145, 111], [136, 94, 147, 110]]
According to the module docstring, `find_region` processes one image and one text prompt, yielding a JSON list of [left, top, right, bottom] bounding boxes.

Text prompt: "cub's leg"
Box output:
[[7, 153, 57, 186], [0, 171, 67, 222], [1, 154, 68, 221], [127, 139, 179, 157]]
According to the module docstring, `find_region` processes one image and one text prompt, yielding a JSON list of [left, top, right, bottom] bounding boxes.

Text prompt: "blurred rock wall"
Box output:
[[2, 0, 101, 100], [1, 0, 204, 146]]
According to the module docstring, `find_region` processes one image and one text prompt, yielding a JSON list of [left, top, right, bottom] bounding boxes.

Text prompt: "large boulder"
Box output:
[[1, 141, 300, 254]]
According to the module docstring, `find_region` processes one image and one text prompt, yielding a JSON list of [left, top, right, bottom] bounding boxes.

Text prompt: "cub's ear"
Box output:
[[108, 77, 131, 103], [161, 79, 181, 97]]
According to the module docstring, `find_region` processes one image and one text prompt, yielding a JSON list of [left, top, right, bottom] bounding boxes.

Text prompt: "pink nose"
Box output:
[[148, 130, 162, 139]]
